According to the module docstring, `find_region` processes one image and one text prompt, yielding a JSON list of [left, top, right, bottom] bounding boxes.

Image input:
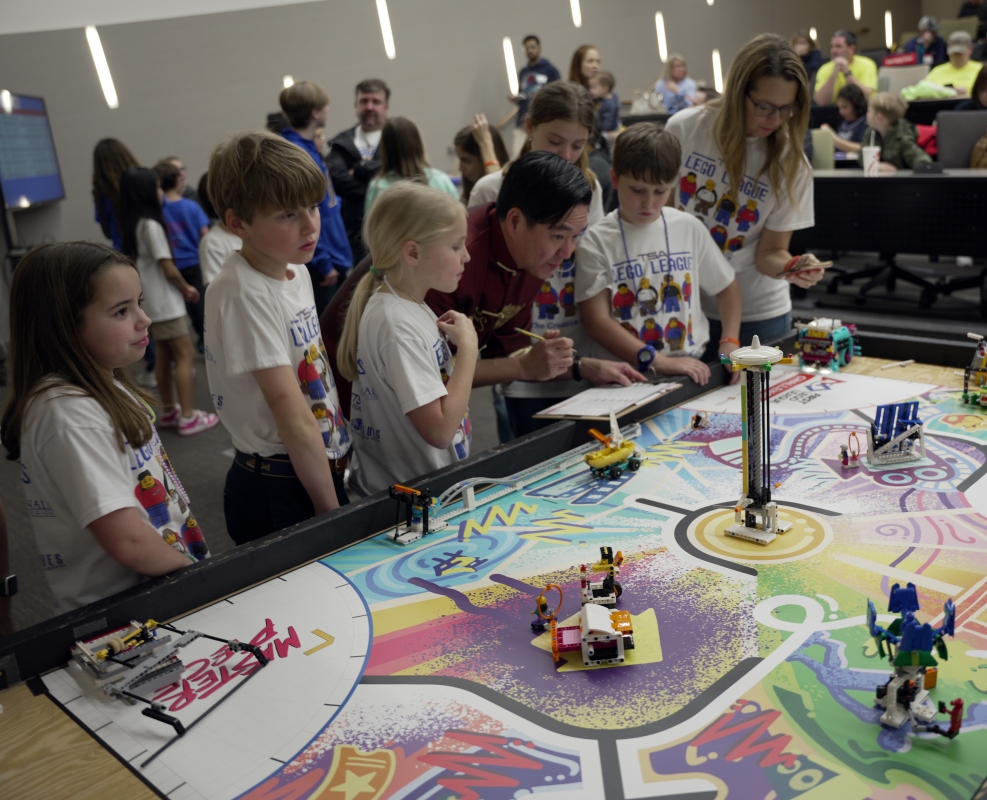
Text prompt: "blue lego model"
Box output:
[[867, 402, 925, 466], [865, 583, 962, 737]]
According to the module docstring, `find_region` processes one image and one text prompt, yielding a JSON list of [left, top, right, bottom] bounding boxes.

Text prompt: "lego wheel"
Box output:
[[608, 465, 622, 480], [628, 457, 641, 471], [613, 581, 622, 598]]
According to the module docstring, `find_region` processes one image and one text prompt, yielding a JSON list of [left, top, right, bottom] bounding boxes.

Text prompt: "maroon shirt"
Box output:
[[426, 204, 541, 359]]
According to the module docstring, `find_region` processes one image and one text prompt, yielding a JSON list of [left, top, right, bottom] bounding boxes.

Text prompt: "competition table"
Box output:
[[0, 330, 987, 800]]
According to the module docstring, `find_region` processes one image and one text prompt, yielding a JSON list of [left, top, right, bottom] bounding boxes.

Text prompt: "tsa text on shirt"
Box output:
[[612, 251, 691, 282], [288, 305, 321, 348]]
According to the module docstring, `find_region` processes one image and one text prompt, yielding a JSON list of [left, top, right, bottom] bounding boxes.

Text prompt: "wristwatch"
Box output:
[[1, 575, 16, 598], [637, 345, 657, 373]]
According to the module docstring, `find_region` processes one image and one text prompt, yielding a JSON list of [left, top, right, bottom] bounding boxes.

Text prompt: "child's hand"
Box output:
[[437, 311, 478, 352], [182, 285, 201, 303], [877, 162, 898, 173], [320, 268, 339, 287], [654, 355, 711, 386], [820, 122, 832, 131], [580, 358, 648, 386]]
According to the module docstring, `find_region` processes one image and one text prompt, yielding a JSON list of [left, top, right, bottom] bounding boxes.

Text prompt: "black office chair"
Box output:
[[827, 253, 941, 308]]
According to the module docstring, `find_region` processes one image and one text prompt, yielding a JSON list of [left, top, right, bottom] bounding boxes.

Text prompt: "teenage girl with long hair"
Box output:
[[665, 33, 825, 353], [363, 117, 459, 213], [338, 183, 475, 495], [1, 242, 205, 612], [454, 114, 510, 205], [120, 167, 218, 436], [92, 138, 139, 251]]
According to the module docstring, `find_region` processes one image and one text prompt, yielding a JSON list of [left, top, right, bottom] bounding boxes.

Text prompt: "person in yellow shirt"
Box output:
[[813, 30, 879, 105], [926, 31, 983, 94]]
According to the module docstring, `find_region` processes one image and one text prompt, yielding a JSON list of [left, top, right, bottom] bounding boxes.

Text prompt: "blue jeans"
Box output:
[[703, 312, 793, 361]]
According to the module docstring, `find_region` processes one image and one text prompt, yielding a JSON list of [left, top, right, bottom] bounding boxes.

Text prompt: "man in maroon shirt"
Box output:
[[427, 151, 643, 393]]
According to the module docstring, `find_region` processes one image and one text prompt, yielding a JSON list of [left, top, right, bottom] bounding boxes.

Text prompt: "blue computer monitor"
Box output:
[[0, 91, 66, 210]]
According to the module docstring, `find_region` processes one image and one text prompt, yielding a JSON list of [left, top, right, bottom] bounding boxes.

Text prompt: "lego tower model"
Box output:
[[721, 336, 794, 545]]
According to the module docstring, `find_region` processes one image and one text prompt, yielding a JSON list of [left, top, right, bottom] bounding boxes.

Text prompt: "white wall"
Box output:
[[0, 0, 920, 264]]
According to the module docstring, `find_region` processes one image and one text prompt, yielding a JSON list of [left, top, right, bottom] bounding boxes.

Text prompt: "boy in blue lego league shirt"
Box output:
[[154, 160, 210, 347], [279, 80, 353, 314]]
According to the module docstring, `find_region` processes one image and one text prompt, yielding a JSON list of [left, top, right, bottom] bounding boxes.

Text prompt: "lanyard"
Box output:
[[617, 208, 671, 277]]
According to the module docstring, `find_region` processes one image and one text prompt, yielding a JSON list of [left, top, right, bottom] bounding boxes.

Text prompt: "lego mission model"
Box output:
[[794, 318, 860, 371], [720, 336, 794, 545], [866, 583, 962, 739]]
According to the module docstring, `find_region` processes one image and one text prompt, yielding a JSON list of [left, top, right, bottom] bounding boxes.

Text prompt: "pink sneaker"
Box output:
[[158, 407, 181, 428], [178, 409, 220, 436]]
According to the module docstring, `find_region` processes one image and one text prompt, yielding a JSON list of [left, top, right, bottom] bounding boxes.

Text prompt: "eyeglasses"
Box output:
[[746, 93, 801, 120]]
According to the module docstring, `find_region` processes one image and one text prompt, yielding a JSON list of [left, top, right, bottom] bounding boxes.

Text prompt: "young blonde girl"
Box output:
[[1, 242, 206, 613], [338, 183, 475, 495]]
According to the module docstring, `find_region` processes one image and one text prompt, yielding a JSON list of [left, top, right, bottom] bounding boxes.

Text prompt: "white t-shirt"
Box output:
[[665, 106, 814, 322], [199, 225, 241, 285], [204, 251, 350, 460], [136, 218, 186, 323], [469, 167, 603, 399], [351, 292, 471, 495], [354, 126, 382, 160], [575, 208, 735, 359], [19, 380, 206, 613]]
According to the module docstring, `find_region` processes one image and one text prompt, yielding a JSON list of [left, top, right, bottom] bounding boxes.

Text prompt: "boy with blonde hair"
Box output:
[[575, 123, 742, 382], [205, 131, 350, 545], [279, 80, 352, 312], [851, 92, 931, 171]]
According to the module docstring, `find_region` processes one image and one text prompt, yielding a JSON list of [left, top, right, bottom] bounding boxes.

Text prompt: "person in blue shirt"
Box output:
[[652, 55, 697, 115], [791, 31, 823, 87], [154, 160, 210, 348], [511, 36, 562, 147], [589, 71, 621, 141], [280, 80, 354, 313], [904, 17, 948, 66]]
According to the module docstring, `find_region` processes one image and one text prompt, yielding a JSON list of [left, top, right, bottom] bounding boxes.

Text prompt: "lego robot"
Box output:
[[866, 583, 962, 738]]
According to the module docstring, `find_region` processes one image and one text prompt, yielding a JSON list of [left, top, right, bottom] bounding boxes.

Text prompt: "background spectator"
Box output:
[[328, 78, 389, 262], [958, 0, 987, 41], [956, 65, 987, 108], [92, 138, 139, 252], [861, 93, 932, 171], [791, 31, 823, 87], [589, 71, 621, 140], [454, 115, 509, 205], [814, 29, 878, 105], [821, 84, 869, 151], [364, 117, 459, 213], [653, 55, 697, 114], [569, 44, 601, 90], [511, 35, 562, 156], [927, 32, 983, 94], [904, 17, 948, 66]]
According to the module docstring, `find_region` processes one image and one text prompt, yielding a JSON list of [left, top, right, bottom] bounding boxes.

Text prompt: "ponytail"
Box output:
[[337, 182, 466, 382]]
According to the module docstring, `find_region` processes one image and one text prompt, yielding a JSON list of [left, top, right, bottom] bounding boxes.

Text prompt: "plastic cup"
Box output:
[[862, 146, 882, 176]]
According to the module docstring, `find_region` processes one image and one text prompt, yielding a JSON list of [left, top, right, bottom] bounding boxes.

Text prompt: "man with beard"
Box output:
[[328, 78, 389, 263]]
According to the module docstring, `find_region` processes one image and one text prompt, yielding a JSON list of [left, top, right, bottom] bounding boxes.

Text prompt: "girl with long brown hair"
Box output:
[[364, 117, 459, 214], [568, 44, 601, 89], [92, 138, 139, 251], [0, 242, 205, 612], [665, 33, 825, 354]]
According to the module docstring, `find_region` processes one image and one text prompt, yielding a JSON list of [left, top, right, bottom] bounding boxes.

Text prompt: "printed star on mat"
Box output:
[[329, 769, 377, 800]]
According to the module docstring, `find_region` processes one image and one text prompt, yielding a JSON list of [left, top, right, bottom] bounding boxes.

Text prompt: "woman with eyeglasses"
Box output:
[[665, 34, 824, 355]]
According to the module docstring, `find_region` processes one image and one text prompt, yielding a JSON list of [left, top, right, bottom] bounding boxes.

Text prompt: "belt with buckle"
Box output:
[[234, 450, 347, 477]]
